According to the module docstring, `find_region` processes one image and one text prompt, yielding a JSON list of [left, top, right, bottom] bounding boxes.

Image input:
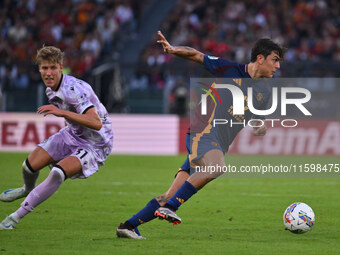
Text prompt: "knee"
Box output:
[[50, 166, 66, 184]]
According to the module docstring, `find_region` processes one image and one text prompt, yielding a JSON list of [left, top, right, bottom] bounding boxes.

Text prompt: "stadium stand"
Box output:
[[1, 0, 339, 115], [0, 0, 148, 111]]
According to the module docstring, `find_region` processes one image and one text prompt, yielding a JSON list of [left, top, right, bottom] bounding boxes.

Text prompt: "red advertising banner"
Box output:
[[229, 120, 340, 155], [179, 119, 340, 155], [1, 114, 338, 155], [0, 113, 179, 155]]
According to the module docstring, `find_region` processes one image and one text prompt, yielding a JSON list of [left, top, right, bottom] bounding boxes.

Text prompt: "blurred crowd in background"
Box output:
[[1, 0, 339, 114], [135, 0, 340, 91], [0, 0, 143, 91]]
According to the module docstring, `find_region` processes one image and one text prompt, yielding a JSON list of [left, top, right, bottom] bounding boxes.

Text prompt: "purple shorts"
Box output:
[[39, 127, 113, 179]]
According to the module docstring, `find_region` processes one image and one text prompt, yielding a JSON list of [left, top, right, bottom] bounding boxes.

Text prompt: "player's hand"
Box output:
[[157, 30, 175, 54], [37, 104, 64, 117], [252, 123, 267, 136]]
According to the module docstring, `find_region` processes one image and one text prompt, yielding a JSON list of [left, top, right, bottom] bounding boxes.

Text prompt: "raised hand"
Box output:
[[157, 30, 174, 53]]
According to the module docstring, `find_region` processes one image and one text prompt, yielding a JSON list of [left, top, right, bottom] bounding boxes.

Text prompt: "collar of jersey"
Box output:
[[54, 74, 64, 92]]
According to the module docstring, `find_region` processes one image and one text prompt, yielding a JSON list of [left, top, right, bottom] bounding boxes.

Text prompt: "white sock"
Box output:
[[9, 212, 20, 223]]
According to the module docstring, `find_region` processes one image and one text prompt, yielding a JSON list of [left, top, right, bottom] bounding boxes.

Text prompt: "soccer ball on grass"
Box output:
[[283, 202, 315, 234]]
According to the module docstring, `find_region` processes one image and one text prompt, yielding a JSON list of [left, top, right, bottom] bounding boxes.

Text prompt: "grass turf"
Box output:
[[0, 152, 339, 254]]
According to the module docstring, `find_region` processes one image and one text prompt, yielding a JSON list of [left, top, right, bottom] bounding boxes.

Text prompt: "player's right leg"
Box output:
[[0, 147, 54, 202], [0, 147, 56, 230], [116, 170, 189, 239], [155, 149, 226, 225], [0, 154, 80, 230]]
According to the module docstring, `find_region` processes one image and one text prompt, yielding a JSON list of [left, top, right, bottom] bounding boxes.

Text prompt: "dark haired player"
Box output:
[[117, 31, 285, 239]]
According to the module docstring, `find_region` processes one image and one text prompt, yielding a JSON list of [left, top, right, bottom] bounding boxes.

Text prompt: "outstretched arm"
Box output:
[[157, 30, 204, 65], [37, 105, 102, 130]]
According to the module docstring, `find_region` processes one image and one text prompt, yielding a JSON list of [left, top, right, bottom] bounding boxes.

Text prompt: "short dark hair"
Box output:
[[250, 38, 285, 62]]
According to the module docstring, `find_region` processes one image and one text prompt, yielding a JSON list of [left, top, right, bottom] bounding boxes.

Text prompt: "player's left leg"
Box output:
[[0, 146, 55, 202], [117, 170, 190, 239], [155, 149, 225, 224], [0, 156, 81, 230], [15, 156, 81, 217]]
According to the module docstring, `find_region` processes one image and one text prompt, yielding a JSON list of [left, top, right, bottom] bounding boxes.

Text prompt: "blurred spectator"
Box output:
[[114, 2, 134, 25], [7, 19, 27, 43], [129, 67, 149, 91], [97, 12, 119, 54], [80, 32, 102, 58], [13, 64, 30, 89]]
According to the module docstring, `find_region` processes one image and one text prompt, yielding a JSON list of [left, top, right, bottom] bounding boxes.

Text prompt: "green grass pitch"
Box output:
[[0, 152, 339, 254]]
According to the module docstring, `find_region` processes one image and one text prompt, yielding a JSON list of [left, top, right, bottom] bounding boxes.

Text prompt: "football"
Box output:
[[283, 202, 315, 234]]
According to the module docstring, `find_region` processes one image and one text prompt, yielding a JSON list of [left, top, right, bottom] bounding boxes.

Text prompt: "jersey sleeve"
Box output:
[[64, 83, 94, 114], [203, 55, 238, 77]]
